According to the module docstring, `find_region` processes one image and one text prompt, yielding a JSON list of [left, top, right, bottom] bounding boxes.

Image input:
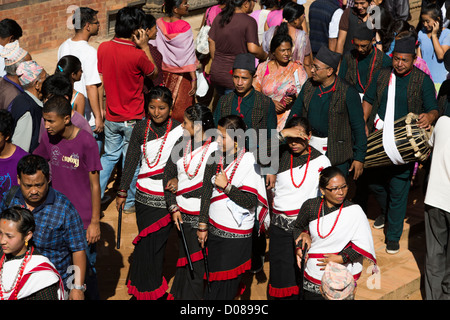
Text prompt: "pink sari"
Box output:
[[254, 60, 308, 131]]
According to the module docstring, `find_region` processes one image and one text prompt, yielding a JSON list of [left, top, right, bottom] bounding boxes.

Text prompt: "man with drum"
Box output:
[[361, 35, 438, 254], [338, 23, 392, 101], [287, 45, 367, 180]]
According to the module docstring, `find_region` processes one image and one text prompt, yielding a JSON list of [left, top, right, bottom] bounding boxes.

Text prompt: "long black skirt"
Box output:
[[170, 218, 206, 300], [127, 202, 173, 300], [204, 232, 252, 300], [268, 224, 300, 299]]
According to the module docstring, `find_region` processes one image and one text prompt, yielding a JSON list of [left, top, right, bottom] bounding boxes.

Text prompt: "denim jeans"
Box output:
[[99, 119, 140, 210], [84, 229, 100, 300], [90, 125, 104, 154]]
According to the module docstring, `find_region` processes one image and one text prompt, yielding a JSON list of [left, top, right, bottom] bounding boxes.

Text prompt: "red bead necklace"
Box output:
[[183, 137, 212, 179], [318, 77, 337, 98], [143, 118, 173, 169], [216, 148, 246, 188], [290, 146, 311, 188], [356, 47, 377, 93], [0, 246, 34, 300], [316, 199, 344, 239]]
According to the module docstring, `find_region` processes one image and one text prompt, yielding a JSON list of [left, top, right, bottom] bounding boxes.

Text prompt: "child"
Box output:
[[0, 109, 28, 202], [55, 55, 86, 116]]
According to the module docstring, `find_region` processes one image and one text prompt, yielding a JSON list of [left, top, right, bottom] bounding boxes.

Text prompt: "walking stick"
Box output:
[[179, 222, 194, 278], [298, 246, 307, 300], [202, 246, 211, 293], [117, 207, 122, 249]]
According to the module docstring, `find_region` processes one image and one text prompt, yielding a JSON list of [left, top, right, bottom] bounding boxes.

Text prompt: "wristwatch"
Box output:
[[73, 284, 87, 292]]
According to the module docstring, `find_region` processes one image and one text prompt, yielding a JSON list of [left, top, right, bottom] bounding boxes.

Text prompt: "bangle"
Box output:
[[168, 204, 179, 214], [223, 183, 232, 194], [117, 190, 127, 198], [191, 78, 197, 82], [278, 131, 286, 142], [198, 228, 208, 232]]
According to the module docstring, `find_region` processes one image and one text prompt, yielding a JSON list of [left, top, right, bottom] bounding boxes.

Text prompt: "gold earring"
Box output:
[[25, 240, 28, 247]]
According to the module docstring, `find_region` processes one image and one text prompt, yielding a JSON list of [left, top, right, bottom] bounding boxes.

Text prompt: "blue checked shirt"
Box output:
[[0, 187, 86, 286]]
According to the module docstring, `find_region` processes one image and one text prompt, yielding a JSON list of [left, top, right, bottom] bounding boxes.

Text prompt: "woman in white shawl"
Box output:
[[292, 166, 377, 300], [198, 115, 269, 300], [0, 206, 64, 300], [163, 104, 218, 300]]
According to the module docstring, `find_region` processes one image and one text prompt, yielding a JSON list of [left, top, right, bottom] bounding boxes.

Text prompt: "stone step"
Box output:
[[355, 216, 425, 300]]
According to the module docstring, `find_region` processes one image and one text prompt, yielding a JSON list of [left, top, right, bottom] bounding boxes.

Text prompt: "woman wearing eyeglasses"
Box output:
[[292, 166, 377, 300]]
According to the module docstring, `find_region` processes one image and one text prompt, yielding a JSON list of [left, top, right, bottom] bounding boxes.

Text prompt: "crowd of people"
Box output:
[[0, 0, 449, 301]]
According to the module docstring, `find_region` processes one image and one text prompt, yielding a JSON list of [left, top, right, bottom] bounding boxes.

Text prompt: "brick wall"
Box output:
[[0, 0, 137, 53]]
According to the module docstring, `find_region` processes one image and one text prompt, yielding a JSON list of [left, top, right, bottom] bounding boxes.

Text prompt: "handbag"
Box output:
[[195, 8, 211, 55]]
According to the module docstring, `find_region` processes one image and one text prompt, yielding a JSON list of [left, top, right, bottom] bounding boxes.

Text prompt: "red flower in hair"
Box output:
[[318, 166, 324, 173]]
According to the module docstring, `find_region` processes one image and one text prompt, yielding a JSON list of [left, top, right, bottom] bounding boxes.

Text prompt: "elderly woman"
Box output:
[[254, 31, 307, 131], [292, 166, 377, 300]]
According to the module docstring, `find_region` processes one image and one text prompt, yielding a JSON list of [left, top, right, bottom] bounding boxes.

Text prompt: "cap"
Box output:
[[315, 46, 342, 71]]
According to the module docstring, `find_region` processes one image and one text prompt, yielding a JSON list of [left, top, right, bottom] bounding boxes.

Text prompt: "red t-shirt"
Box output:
[[97, 38, 155, 122]]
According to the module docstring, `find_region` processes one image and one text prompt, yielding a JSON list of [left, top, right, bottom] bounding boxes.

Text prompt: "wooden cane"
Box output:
[[202, 246, 211, 293], [179, 222, 194, 278], [117, 207, 122, 249]]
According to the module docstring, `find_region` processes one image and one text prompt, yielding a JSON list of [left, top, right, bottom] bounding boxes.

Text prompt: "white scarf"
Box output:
[[305, 203, 377, 285], [136, 124, 183, 196], [1, 253, 64, 300], [381, 72, 406, 165], [176, 141, 218, 214], [209, 152, 269, 234], [309, 136, 328, 155], [273, 154, 331, 215]]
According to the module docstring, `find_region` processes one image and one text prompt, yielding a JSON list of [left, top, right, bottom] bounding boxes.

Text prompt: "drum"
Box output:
[[364, 113, 433, 168]]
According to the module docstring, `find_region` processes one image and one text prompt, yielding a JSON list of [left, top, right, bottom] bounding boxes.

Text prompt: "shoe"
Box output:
[[373, 215, 385, 229], [386, 241, 400, 254], [123, 206, 136, 214]]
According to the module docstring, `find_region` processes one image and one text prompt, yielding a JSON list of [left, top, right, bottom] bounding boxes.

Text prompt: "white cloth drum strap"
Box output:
[[382, 73, 406, 165]]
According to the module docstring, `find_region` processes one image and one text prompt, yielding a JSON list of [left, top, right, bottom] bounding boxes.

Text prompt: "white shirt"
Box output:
[[329, 8, 344, 38], [58, 39, 101, 126], [424, 116, 450, 213]]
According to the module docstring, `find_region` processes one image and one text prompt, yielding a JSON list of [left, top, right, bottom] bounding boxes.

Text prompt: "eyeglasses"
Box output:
[[310, 64, 331, 71], [324, 184, 348, 192]]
